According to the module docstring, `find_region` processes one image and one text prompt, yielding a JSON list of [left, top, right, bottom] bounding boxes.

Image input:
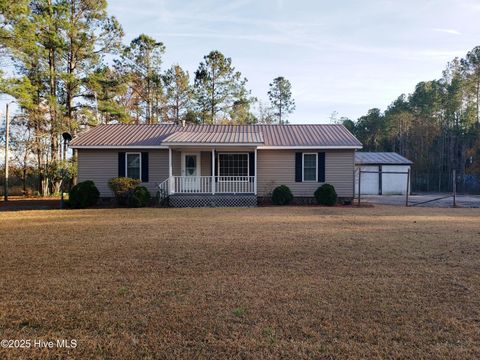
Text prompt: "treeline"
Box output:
[[344, 47, 480, 192], [0, 0, 295, 195]]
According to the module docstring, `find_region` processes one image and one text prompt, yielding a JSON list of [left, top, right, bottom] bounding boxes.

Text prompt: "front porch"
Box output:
[[158, 146, 258, 207]]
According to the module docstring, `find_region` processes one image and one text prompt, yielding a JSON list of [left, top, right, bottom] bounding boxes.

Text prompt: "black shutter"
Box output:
[[295, 152, 302, 182], [249, 152, 255, 182], [318, 152, 325, 182], [141, 152, 149, 182], [118, 152, 126, 177]]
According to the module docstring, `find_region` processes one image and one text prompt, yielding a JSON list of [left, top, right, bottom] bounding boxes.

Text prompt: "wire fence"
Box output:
[[411, 171, 480, 194], [0, 171, 40, 196]]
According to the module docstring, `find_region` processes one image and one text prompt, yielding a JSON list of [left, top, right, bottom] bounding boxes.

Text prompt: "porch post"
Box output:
[[168, 147, 173, 194], [254, 147, 258, 195], [211, 148, 215, 194]]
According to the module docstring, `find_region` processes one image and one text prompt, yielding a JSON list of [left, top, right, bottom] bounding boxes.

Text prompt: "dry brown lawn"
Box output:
[[0, 205, 479, 359]]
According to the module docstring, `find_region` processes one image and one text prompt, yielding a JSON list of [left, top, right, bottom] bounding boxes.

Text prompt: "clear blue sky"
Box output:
[[108, 0, 480, 123]]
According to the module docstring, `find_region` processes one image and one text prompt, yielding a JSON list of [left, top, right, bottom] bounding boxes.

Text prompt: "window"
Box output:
[[303, 153, 317, 181], [185, 155, 197, 176], [219, 153, 248, 177], [126, 153, 141, 180]]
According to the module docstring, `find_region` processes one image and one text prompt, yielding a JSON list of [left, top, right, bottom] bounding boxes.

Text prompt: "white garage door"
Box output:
[[355, 165, 411, 195], [355, 166, 380, 195], [382, 165, 410, 195]]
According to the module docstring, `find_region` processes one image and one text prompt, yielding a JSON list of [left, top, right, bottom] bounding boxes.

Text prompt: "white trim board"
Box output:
[[71, 145, 362, 150], [164, 143, 263, 147], [258, 145, 362, 150], [70, 145, 169, 149]]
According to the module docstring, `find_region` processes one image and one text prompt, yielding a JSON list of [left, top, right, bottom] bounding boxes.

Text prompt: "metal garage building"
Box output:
[[355, 152, 412, 195]]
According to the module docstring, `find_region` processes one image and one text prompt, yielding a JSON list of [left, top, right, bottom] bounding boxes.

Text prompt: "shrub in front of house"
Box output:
[[108, 177, 141, 205], [127, 186, 151, 208], [271, 185, 293, 205], [314, 183, 337, 206], [69, 180, 100, 209]]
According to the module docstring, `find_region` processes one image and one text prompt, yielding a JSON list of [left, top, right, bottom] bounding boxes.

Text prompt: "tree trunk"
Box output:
[[211, 66, 215, 124], [48, 0, 59, 164], [476, 79, 480, 124]]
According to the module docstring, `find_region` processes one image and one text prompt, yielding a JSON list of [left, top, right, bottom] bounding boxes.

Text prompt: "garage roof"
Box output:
[[355, 152, 412, 165]]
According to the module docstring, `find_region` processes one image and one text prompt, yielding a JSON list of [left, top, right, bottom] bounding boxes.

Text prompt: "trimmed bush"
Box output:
[[127, 186, 151, 208], [108, 177, 140, 205], [314, 183, 337, 206], [69, 180, 100, 209], [271, 185, 293, 205]]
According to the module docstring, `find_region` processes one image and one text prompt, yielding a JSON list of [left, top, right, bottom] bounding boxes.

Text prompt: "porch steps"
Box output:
[[169, 194, 257, 208]]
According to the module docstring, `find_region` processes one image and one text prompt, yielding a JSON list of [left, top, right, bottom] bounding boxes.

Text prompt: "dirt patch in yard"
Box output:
[[0, 206, 479, 358], [0, 197, 61, 211]]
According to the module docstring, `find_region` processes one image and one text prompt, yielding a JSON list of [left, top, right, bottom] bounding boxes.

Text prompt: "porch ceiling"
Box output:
[[168, 146, 258, 152]]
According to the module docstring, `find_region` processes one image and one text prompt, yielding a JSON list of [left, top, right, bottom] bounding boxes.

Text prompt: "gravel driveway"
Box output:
[[360, 193, 480, 208]]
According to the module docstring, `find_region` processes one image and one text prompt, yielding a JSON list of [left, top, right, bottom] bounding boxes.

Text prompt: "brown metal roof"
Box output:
[[70, 124, 177, 147], [70, 124, 362, 148], [163, 125, 263, 144], [355, 152, 412, 165], [256, 124, 362, 147]]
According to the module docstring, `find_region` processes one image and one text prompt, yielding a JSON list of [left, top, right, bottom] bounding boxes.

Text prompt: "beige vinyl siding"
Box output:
[[325, 151, 355, 197], [257, 149, 354, 198], [149, 150, 169, 192], [77, 149, 169, 197], [172, 150, 181, 176], [78, 148, 354, 198], [201, 152, 212, 176]]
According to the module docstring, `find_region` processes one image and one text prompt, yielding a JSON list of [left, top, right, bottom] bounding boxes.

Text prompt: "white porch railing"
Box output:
[[167, 176, 255, 194], [216, 176, 255, 194], [158, 178, 170, 196], [173, 176, 212, 193]]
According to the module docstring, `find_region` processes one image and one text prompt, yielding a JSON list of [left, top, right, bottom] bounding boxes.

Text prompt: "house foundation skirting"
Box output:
[[169, 194, 257, 208], [257, 196, 354, 205]]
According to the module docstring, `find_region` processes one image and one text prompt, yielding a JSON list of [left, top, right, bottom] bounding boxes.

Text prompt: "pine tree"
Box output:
[[268, 76, 295, 124], [163, 64, 193, 124], [194, 50, 249, 124], [116, 34, 165, 124]]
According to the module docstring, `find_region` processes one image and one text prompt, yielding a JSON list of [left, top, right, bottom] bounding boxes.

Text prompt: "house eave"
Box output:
[[163, 142, 263, 147], [71, 144, 363, 150], [355, 162, 412, 166], [70, 145, 169, 149], [257, 145, 363, 150]]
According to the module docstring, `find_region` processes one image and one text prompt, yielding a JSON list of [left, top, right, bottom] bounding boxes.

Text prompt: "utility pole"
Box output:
[[453, 169, 456, 207], [4, 103, 10, 202], [405, 168, 410, 207]]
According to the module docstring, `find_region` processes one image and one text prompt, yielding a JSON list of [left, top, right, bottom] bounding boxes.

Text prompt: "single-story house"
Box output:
[[355, 152, 412, 195], [70, 124, 363, 207]]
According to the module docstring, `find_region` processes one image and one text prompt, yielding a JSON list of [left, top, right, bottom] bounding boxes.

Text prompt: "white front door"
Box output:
[[181, 153, 201, 191]]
